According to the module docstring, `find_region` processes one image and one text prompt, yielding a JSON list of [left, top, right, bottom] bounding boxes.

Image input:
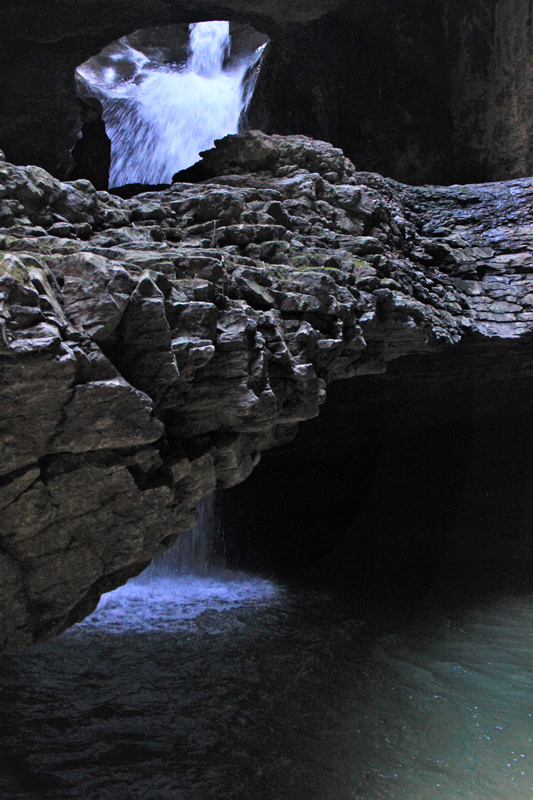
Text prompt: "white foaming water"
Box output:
[[188, 21, 230, 77], [82, 574, 280, 633], [82, 493, 280, 633], [78, 21, 266, 187]]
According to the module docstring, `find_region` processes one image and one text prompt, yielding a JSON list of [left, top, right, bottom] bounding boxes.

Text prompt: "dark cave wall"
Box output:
[[220, 344, 533, 598], [250, 0, 533, 185], [0, 38, 92, 180], [249, 1, 455, 186], [2, 0, 533, 184], [450, 0, 533, 183]]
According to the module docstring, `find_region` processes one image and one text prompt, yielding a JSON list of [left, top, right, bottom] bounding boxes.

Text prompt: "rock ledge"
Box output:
[[2, 131, 533, 653]]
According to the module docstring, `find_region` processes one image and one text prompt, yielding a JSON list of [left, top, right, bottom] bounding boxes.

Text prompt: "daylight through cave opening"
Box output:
[[74, 21, 269, 188]]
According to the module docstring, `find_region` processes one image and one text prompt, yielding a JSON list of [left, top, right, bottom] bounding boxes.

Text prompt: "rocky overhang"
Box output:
[[2, 130, 533, 653]]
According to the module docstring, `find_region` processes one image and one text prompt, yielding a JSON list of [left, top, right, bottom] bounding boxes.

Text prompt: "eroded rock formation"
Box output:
[[2, 130, 533, 653]]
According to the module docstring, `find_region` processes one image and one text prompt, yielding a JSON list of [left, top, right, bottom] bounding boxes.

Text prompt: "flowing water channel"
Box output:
[[1, 496, 533, 800]]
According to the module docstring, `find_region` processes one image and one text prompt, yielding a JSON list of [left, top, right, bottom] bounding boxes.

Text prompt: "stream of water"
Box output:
[[76, 21, 266, 187]]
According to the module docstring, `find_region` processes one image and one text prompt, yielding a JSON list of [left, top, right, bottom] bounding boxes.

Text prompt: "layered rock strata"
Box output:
[[2, 130, 533, 653]]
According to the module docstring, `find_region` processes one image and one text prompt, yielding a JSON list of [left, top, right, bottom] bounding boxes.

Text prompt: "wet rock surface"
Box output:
[[2, 130, 533, 653]]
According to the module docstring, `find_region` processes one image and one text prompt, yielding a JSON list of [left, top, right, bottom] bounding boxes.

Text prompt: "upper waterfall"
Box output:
[[76, 21, 267, 187], [188, 21, 230, 78]]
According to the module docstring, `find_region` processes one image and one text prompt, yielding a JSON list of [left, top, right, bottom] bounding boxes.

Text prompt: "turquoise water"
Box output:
[[0, 574, 532, 799]]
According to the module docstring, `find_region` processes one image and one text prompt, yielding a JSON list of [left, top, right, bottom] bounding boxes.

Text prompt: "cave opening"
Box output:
[[72, 21, 269, 191], [220, 343, 533, 616]]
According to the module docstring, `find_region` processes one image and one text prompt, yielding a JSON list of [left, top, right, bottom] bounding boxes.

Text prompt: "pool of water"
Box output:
[[1, 572, 533, 799]]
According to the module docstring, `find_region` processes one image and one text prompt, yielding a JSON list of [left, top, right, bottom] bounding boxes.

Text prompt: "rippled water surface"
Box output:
[[1, 573, 533, 800]]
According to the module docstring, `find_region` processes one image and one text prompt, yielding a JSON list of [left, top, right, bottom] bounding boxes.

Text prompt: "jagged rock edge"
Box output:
[[2, 131, 533, 652]]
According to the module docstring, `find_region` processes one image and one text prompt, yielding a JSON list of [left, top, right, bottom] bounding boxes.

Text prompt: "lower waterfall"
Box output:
[[86, 493, 279, 633], [138, 493, 225, 580]]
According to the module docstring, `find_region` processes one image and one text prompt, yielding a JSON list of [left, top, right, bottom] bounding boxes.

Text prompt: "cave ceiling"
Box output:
[[2, 0, 343, 42]]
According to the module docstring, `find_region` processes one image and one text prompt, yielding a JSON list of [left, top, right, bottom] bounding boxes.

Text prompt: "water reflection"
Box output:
[[1, 576, 533, 799], [350, 597, 533, 799]]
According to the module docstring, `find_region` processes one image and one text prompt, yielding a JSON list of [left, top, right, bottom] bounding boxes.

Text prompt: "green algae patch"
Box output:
[[0, 235, 23, 253], [290, 255, 311, 270], [0, 253, 30, 284]]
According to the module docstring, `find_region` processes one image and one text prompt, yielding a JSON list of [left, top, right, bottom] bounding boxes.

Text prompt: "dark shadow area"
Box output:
[[249, 3, 454, 185], [110, 182, 171, 199], [248, 0, 533, 185], [69, 98, 111, 190], [221, 339, 533, 619]]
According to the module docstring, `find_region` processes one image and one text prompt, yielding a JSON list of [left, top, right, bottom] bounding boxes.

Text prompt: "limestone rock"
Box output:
[[2, 130, 533, 653], [194, 130, 354, 181]]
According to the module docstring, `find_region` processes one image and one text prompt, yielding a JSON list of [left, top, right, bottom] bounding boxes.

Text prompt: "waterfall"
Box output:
[[86, 489, 278, 632], [136, 492, 224, 582], [76, 21, 267, 187]]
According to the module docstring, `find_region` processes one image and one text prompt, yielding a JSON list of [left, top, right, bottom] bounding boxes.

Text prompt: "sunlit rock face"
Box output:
[[1, 0, 533, 185], [3, 130, 533, 653]]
